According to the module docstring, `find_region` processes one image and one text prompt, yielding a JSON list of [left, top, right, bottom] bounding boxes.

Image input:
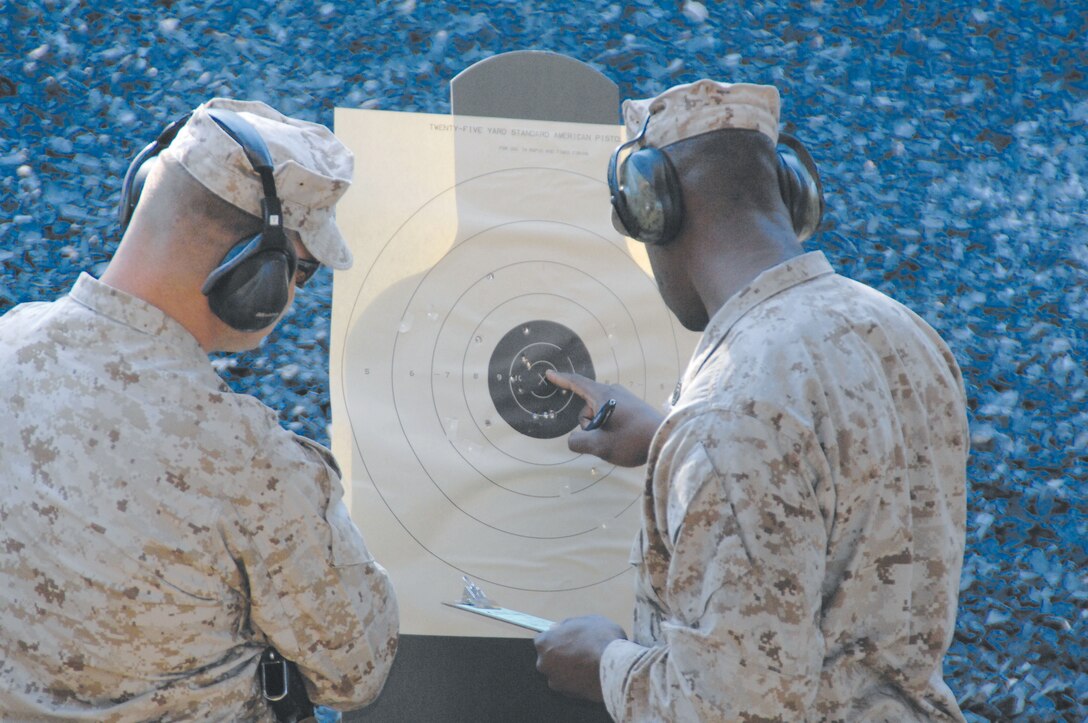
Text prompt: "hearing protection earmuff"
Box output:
[[119, 108, 297, 332], [608, 113, 826, 246]]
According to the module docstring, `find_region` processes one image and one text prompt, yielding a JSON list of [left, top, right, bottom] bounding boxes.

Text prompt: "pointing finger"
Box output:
[[545, 370, 601, 403]]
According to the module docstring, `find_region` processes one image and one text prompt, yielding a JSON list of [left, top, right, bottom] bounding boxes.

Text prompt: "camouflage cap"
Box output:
[[160, 98, 354, 269], [623, 78, 781, 149]]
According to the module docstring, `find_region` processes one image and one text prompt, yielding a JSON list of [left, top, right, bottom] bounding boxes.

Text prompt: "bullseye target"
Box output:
[[331, 111, 698, 631], [487, 319, 591, 440]]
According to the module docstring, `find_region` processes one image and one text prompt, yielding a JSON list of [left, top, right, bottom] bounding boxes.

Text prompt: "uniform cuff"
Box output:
[[600, 638, 650, 721]]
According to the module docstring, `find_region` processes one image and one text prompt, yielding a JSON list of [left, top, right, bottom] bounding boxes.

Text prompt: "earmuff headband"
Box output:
[[607, 111, 654, 208], [198, 109, 296, 332], [207, 109, 287, 244]]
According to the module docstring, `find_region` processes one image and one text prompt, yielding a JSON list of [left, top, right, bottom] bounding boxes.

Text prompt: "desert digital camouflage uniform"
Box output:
[[599, 252, 968, 722], [0, 274, 398, 721]]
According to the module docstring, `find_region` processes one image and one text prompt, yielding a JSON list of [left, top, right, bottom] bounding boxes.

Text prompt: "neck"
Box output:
[[100, 238, 221, 352], [689, 210, 804, 319]]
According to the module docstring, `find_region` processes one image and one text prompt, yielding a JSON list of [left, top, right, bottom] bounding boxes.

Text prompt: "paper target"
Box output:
[[331, 111, 699, 630]]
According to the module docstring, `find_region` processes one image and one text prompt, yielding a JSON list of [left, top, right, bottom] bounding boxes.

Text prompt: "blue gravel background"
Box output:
[[2, 2, 1085, 720]]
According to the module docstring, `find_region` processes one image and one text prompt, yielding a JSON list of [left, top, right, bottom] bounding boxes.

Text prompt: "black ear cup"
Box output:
[[609, 113, 684, 247], [775, 134, 825, 243], [201, 232, 294, 332], [611, 146, 684, 246]]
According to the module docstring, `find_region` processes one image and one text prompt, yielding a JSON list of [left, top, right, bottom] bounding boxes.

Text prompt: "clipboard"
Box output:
[[443, 601, 555, 633]]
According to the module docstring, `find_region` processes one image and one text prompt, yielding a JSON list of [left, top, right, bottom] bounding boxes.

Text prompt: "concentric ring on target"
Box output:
[[341, 166, 689, 591]]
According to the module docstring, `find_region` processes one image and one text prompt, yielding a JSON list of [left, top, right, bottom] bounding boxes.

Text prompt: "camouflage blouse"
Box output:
[[0, 274, 398, 721], [600, 252, 968, 722]]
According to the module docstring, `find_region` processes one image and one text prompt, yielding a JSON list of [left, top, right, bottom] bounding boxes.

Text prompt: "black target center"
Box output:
[[528, 359, 559, 398], [487, 320, 594, 439]]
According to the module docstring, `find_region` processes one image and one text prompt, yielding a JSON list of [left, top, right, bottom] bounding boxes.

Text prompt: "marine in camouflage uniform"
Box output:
[[599, 251, 968, 721], [0, 99, 398, 721], [536, 80, 968, 722]]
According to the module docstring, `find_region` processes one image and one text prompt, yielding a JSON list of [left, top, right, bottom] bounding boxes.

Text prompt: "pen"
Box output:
[[584, 398, 617, 431]]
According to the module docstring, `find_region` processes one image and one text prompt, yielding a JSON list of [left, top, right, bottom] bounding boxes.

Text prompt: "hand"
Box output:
[[546, 370, 664, 467], [534, 615, 627, 702]]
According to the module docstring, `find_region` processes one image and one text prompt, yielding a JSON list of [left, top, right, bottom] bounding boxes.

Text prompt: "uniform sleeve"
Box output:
[[600, 409, 827, 722], [221, 430, 398, 711]]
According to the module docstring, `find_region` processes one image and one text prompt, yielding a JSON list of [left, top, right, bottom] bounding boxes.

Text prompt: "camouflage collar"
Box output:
[[69, 273, 207, 359], [677, 251, 836, 402]]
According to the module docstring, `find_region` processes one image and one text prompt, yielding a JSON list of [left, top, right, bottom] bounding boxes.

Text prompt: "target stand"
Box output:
[[332, 51, 693, 722]]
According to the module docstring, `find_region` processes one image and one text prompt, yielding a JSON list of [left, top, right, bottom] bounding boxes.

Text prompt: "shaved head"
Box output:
[[665, 129, 784, 219]]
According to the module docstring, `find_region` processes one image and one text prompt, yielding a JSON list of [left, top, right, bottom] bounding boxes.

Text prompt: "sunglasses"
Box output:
[[294, 257, 321, 288]]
